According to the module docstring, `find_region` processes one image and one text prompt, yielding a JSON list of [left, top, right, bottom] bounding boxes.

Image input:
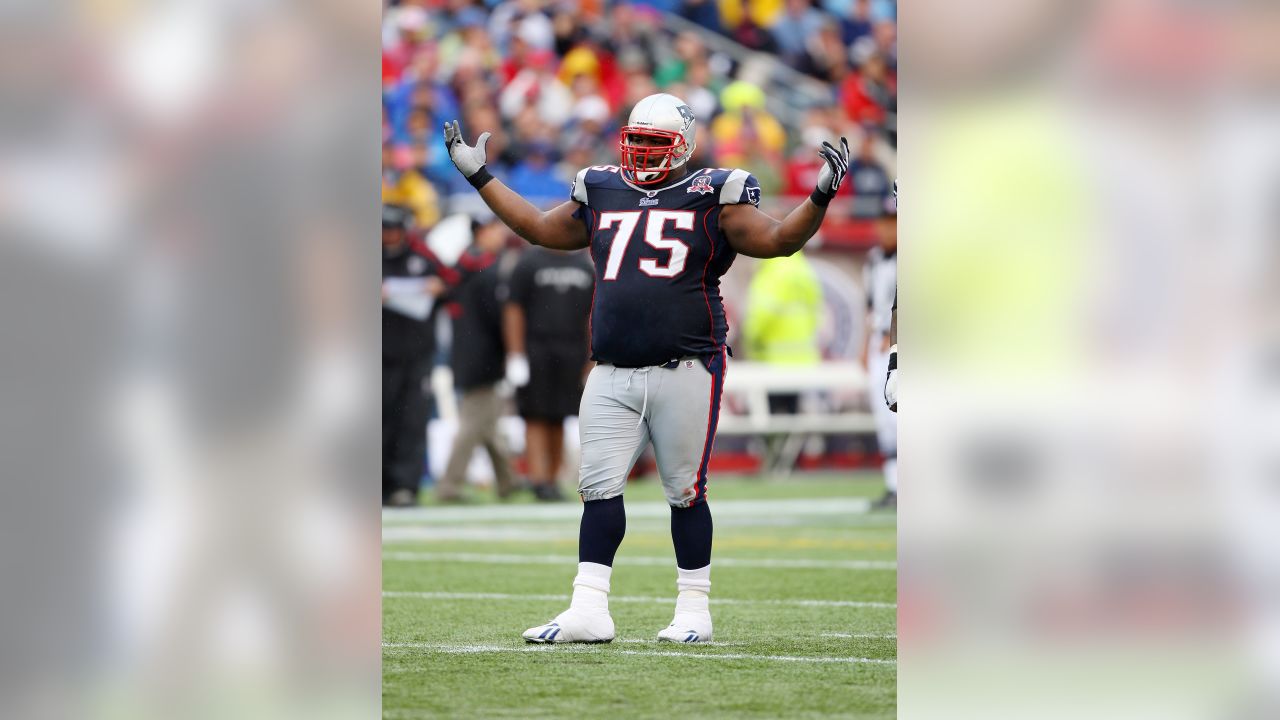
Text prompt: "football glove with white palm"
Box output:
[[810, 136, 851, 206], [443, 120, 494, 189], [885, 344, 897, 412]]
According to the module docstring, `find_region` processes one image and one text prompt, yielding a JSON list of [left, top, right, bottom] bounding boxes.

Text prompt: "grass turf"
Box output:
[[383, 472, 896, 719]]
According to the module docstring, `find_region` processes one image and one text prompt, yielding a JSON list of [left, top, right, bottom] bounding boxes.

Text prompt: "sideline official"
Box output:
[[383, 204, 453, 507]]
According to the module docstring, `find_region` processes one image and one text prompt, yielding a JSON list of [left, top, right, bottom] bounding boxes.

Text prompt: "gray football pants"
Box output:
[[577, 350, 728, 508]]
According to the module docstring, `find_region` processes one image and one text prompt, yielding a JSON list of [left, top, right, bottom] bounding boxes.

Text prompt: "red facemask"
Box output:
[[618, 127, 686, 185]]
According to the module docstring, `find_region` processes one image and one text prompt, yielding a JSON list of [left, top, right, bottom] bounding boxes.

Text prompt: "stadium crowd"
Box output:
[[382, 0, 898, 504], [382, 0, 897, 227]]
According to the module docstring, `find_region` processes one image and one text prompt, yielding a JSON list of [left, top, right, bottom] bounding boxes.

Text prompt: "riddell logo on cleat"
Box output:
[[687, 176, 714, 195]]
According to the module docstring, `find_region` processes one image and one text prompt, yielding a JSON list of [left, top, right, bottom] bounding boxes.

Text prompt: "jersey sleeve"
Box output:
[[718, 169, 762, 207], [569, 167, 592, 229], [570, 167, 590, 205]]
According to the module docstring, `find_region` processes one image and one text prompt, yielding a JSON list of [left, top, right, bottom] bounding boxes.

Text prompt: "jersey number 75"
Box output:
[[597, 210, 694, 281]]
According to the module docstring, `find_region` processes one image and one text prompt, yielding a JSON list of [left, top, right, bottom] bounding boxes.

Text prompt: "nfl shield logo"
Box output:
[[685, 360, 694, 369]]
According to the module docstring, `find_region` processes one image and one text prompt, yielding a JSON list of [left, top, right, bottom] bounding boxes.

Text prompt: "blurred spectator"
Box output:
[[552, 7, 589, 56], [603, 3, 661, 73], [718, 0, 784, 44], [382, 5, 433, 86], [559, 46, 604, 90], [861, 197, 897, 509], [728, 15, 781, 53], [559, 96, 614, 170], [499, 51, 573, 127], [437, 220, 518, 502], [382, 121, 443, 229], [679, 60, 721, 120], [773, 0, 828, 66], [848, 132, 892, 218], [655, 32, 707, 87], [872, 18, 896, 68], [807, 18, 854, 83], [489, 3, 555, 57], [382, 164, 442, 230], [743, 252, 824, 413], [503, 141, 566, 206], [503, 247, 595, 502], [711, 81, 786, 192], [832, 0, 874, 46], [437, 8, 500, 79], [382, 204, 453, 507], [682, 0, 724, 33], [784, 108, 839, 196], [842, 52, 895, 131]]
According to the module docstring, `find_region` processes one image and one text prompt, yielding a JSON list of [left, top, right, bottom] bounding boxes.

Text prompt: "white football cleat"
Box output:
[[523, 608, 615, 644], [656, 612, 713, 643]]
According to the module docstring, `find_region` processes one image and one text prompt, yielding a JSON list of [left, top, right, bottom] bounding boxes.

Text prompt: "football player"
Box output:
[[443, 93, 851, 644], [864, 192, 897, 509], [886, 181, 898, 414]]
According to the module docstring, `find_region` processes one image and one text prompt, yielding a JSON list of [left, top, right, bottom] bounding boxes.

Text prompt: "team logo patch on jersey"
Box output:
[[745, 186, 761, 206], [687, 176, 715, 195]]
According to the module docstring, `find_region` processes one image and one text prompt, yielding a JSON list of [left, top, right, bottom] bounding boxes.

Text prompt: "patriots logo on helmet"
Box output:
[[677, 104, 695, 131], [687, 176, 715, 195]]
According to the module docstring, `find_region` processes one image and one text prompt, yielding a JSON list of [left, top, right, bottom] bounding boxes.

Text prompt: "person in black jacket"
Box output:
[[503, 246, 595, 502], [383, 204, 453, 507], [437, 220, 518, 502]]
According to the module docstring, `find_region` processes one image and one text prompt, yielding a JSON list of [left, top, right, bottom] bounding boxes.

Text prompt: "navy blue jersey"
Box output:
[[570, 165, 760, 367]]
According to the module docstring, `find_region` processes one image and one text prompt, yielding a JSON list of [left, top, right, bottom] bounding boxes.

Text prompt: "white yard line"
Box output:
[[822, 632, 897, 639], [382, 526, 580, 542], [383, 498, 873, 524], [383, 642, 895, 665], [383, 516, 888, 542], [383, 551, 895, 571], [383, 590, 896, 609]]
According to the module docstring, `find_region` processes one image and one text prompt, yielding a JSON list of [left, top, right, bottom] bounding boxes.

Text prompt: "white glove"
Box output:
[[814, 136, 851, 197], [443, 120, 490, 178], [505, 353, 530, 388], [884, 344, 897, 412]]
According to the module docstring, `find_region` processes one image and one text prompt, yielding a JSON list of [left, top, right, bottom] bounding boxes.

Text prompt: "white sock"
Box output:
[[674, 565, 711, 616], [570, 562, 611, 614], [884, 457, 898, 493]]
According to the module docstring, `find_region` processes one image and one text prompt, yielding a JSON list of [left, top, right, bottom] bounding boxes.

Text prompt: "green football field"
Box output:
[[382, 472, 897, 719]]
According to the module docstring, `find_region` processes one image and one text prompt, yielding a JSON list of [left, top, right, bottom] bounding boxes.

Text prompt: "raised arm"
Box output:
[[444, 121, 588, 251], [721, 138, 850, 259], [721, 198, 827, 259]]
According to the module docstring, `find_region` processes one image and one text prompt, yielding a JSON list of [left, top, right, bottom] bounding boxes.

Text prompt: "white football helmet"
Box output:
[[619, 93, 697, 185]]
